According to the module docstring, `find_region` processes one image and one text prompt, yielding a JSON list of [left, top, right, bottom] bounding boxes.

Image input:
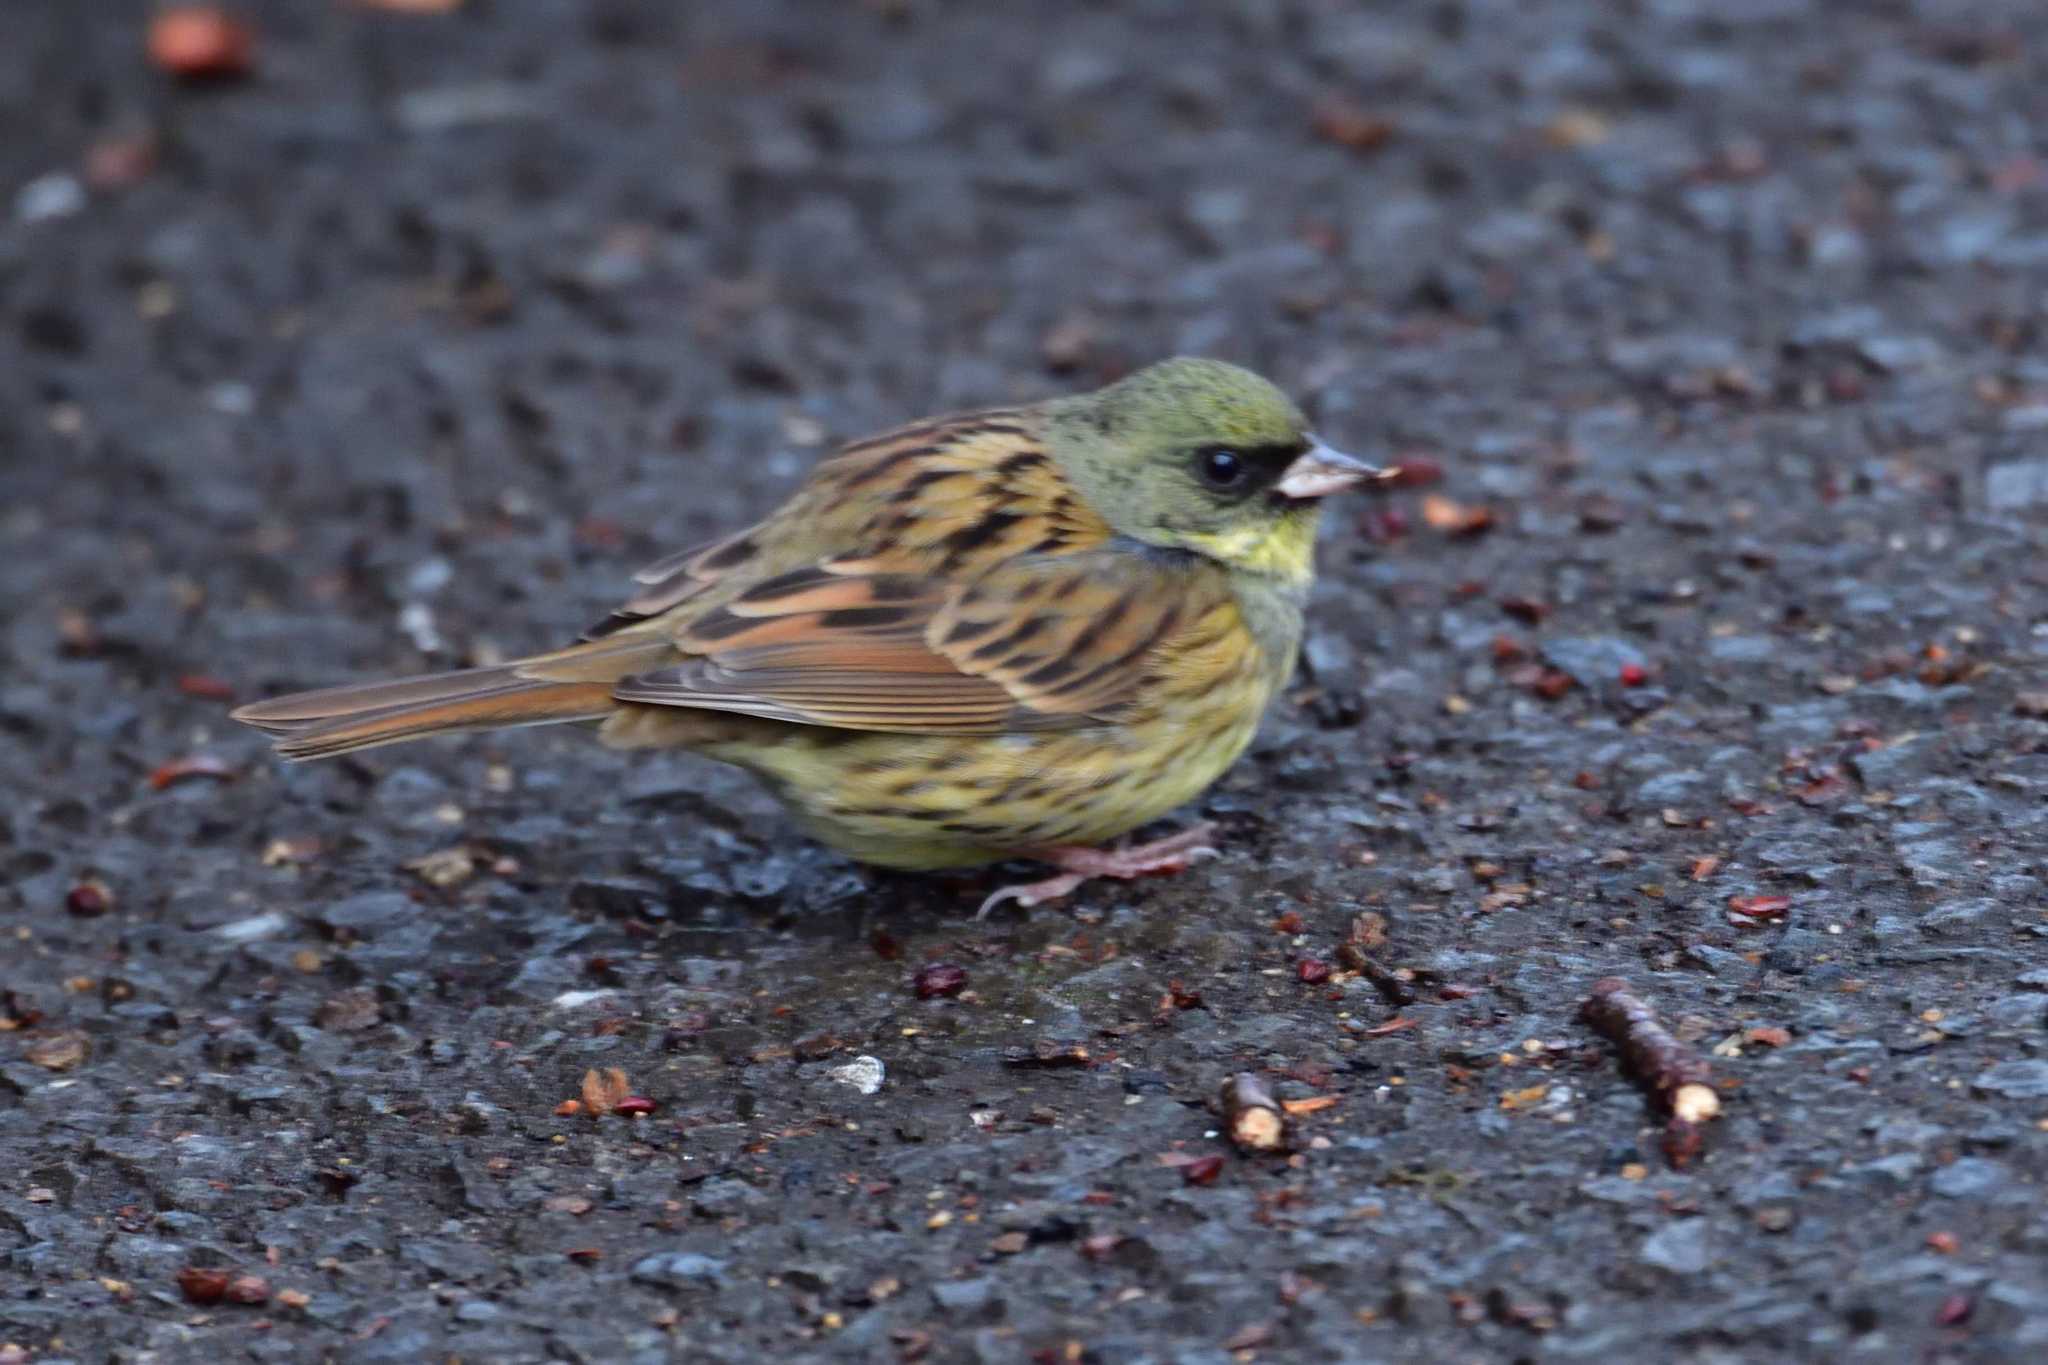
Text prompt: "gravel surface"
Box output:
[[6, 1, 2048, 1361]]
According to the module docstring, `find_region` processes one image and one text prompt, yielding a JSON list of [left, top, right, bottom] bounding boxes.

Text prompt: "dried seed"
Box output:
[[580, 1067, 630, 1114]]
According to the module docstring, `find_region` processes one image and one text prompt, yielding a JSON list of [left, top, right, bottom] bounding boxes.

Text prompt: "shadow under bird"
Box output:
[[234, 357, 1391, 912]]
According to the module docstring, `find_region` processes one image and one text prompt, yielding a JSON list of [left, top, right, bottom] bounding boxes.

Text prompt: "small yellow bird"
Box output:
[[234, 358, 1386, 912]]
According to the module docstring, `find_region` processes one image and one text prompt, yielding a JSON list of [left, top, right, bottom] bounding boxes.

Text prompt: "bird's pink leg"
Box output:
[[975, 822, 1220, 918]]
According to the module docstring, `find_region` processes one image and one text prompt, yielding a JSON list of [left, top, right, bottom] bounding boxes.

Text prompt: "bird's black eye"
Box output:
[[1195, 447, 1246, 492]]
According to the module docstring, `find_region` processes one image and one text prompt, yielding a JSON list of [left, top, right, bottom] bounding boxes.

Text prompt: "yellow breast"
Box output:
[[715, 593, 1288, 870]]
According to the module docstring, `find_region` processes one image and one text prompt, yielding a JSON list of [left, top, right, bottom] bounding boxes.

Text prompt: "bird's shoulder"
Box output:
[[586, 405, 1113, 639]]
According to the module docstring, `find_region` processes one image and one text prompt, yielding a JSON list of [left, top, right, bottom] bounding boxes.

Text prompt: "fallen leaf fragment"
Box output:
[[1003, 1040, 1093, 1068], [1280, 1095, 1338, 1116], [403, 846, 476, 888], [313, 989, 380, 1033], [1224, 1322, 1274, 1352], [1727, 894, 1791, 922], [26, 1031, 90, 1071], [262, 837, 324, 866], [1544, 108, 1610, 149], [148, 754, 236, 790], [1311, 97, 1395, 153], [176, 673, 235, 701]]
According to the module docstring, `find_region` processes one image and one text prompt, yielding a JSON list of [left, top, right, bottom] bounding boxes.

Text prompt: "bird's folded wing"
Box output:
[[610, 551, 1192, 735]]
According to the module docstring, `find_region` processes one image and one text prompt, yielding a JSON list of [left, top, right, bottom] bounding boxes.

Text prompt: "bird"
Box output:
[[232, 357, 1389, 914]]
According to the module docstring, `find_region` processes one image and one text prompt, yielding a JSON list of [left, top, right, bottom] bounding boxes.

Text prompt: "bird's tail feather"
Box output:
[[231, 637, 669, 760]]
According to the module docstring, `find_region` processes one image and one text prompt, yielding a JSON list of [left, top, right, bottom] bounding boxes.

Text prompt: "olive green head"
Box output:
[[1046, 357, 1379, 582]]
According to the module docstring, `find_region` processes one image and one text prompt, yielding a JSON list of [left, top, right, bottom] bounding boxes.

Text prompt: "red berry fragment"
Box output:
[[912, 963, 968, 999], [149, 7, 254, 80], [177, 1267, 231, 1305]]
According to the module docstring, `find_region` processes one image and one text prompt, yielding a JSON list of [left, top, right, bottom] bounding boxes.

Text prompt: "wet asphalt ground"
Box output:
[[5, 1, 2048, 1360]]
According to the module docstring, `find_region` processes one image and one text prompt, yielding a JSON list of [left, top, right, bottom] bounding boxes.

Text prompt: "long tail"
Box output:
[[230, 637, 670, 760]]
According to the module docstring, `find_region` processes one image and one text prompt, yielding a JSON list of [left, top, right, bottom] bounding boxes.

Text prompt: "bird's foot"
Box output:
[[975, 822, 1220, 918]]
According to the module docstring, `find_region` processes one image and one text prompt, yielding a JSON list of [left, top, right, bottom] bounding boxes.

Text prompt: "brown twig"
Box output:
[[1219, 1072, 1286, 1153], [1580, 977, 1721, 1166], [1336, 912, 1416, 1006]]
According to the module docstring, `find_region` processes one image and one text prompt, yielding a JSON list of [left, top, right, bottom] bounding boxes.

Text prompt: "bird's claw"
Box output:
[[974, 823, 1221, 919]]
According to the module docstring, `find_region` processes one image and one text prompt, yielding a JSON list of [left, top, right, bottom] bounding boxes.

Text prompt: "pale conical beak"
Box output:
[[1274, 439, 1387, 500]]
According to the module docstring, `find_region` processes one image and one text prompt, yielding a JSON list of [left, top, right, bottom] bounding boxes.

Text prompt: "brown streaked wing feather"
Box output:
[[586, 406, 1164, 734], [927, 548, 1204, 717], [613, 548, 1209, 735], [803, 413, 1113, 575], [582, 528, 762, 640], [614, 564, 1028, 731], [583, 409, 1105, 641]]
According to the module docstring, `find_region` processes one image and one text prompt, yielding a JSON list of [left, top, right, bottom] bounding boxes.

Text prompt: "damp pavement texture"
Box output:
[[6, 0, 2048, 1361]]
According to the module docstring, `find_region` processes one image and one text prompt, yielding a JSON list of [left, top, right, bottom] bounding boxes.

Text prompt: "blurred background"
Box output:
[[7, 3, 2048, 1361], [9, 0, 2046, 686]]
